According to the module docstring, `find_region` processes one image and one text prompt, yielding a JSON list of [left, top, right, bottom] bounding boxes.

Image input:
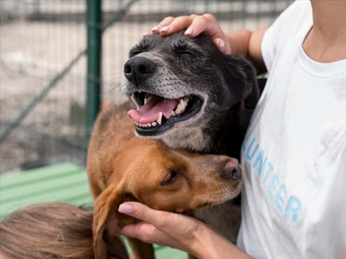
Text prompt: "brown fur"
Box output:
[[87, 102, 243, 259], [0, 203, 128, 259]]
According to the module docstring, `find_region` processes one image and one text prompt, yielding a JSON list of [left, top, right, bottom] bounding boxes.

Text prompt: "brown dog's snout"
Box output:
[[124, 57, 156, 85], [220, 158, 242, 180]]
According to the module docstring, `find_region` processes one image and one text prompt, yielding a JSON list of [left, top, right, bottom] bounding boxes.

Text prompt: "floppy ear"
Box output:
[[93, 185, 137, 259], [242, 61, 260, 109], [239, 57, 260, 109], [224, 55, 260, 109]]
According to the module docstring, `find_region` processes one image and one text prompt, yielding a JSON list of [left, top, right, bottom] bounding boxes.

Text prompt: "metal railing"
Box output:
[[0, 0, 294, 173], [0, 0, 138, 143]]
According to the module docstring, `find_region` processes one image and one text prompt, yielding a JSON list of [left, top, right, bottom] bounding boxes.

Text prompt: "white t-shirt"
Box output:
[[237, 1, 346, 259]]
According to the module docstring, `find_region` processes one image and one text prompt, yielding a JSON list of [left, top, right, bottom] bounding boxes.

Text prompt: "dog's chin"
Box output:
[[196, 195, 241, 211], [133, 97, 203, 137]]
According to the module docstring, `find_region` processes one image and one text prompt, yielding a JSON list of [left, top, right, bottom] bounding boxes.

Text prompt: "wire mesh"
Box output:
[[0, 0, 294, 174]]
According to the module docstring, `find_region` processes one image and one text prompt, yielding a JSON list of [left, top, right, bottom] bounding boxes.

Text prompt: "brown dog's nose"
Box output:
[[220, 158, 242, 180], [124, 57, 156, 86]]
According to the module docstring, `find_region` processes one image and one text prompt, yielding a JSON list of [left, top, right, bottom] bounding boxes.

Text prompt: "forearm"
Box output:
[[225, 28, 267, 73]]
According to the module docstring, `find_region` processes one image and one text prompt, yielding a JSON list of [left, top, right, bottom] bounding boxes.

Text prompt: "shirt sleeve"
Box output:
[[261, 1, 310, 73]]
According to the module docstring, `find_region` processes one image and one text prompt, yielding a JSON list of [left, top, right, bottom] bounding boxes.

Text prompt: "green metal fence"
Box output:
[[0, 0, 294, 174]]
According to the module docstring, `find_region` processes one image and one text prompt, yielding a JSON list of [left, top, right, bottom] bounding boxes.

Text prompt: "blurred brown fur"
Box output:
[[0, 203, 128, 259]]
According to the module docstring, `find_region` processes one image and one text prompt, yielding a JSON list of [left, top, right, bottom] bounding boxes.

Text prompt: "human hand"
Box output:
[[144, 14, 231, 54], [118, 202, 212, 257], [119, 202, 253, 259]]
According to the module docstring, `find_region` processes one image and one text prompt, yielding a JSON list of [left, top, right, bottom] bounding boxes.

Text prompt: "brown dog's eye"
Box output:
[[161, 171, 179, 186]]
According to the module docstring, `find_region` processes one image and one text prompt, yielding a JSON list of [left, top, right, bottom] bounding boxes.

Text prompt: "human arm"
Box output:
[[146, 14, 267, 73], [118, 202, 254, 259]]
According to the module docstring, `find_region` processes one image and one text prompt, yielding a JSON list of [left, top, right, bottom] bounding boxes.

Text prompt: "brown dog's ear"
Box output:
[[93, 186, 118, 259], [93, 185, 137, 259]]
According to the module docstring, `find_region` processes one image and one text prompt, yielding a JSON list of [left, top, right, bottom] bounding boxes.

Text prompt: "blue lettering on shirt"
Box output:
[[267, 174, 279, 200], [242, 130, 302, 224], [274, 185, 287, 212], [262, 162, 273, 184], [285, 196, 302, 224]]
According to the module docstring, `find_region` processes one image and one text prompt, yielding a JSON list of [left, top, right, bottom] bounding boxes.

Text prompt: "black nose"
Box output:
[[124, 57, 156, 86], [220, 158, 242, 180]]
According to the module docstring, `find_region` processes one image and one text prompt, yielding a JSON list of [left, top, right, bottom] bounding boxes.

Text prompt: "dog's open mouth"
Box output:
[[127, 92, 202, 136]]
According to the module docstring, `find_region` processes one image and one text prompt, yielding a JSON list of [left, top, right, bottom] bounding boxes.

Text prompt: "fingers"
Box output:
[[143, 14, 231, 54], [118, 202, 170, 229], [120, 221, 162, 244], [213, 38, 232, 55], [142, 16, 175, 37], [152, 16, 175, 33], [152, 15, 195, 36], [118, 202, 180, 246], [186, 14, 220, 38], [118, 202, 200, 235], [146, 13, 221, 38], [118, 202, 211, 253]]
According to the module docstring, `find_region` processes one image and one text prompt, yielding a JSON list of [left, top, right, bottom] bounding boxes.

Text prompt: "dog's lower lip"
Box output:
[[198, 202, 211, 209]]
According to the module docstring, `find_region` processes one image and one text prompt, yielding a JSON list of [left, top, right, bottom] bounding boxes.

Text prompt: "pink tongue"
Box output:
[[127, 96, 179, 124]]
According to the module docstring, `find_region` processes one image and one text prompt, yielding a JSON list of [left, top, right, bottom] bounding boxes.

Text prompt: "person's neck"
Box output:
[[303, 0, 346, 62]]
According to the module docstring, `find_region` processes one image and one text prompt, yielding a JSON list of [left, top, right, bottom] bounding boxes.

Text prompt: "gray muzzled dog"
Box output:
[[122, 31, 259, 158]]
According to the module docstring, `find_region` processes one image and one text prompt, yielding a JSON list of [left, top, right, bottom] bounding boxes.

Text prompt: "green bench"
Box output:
[[0, 162, 186, 258]]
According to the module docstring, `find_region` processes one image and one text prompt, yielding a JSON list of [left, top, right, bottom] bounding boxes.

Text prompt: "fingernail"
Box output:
[[218, 39, 225, 49], [142, 32, 150, 38], [118, 204, 133, 214], [160, 26, 170, 32], [185, 28, 194, 35], [152, 26, 159, 32]]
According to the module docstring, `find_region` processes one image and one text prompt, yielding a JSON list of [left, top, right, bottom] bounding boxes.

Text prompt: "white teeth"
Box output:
[[157, 112, 162, 125], [136, 97, 190, 129], [137, 112, 162, 128], [143, 95, 152, 105], [173, 98, 189, 116]]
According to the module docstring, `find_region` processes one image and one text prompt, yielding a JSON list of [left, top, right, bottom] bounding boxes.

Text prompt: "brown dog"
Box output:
[[87, 102, 243, 259]]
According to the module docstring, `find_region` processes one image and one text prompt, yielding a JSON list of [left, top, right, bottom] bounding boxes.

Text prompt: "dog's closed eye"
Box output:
[[173, 47, 196, 58], [176, 50, 195, 61], [161, 170, 180, 186], [172, 41, 201, 62]]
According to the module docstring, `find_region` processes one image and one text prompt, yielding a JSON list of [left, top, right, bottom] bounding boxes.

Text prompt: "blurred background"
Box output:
[[0, 0, 294, 175]]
